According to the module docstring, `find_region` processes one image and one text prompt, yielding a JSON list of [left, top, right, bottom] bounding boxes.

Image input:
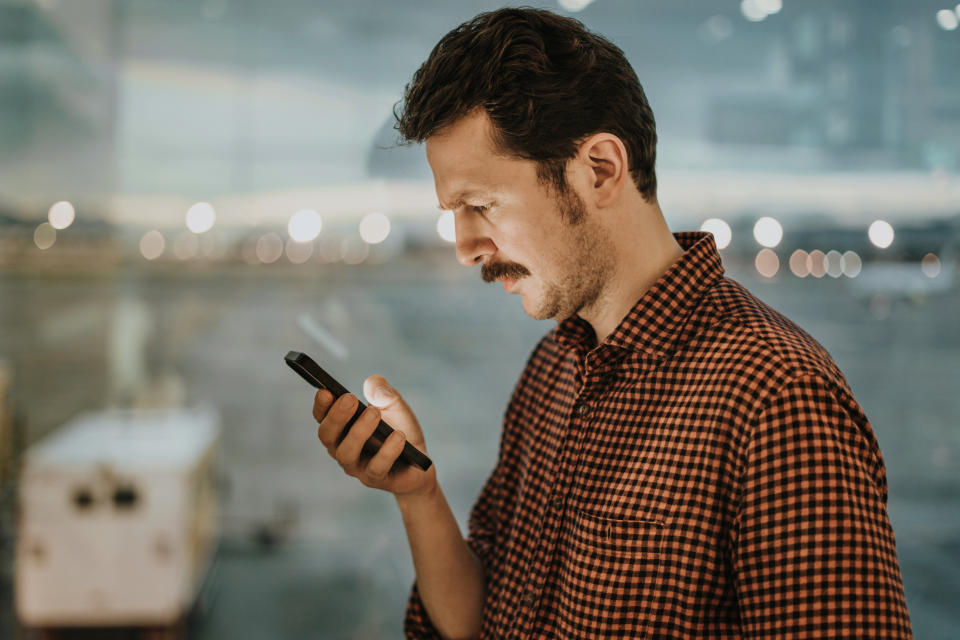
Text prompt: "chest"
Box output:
[[512, 356, 744, 524]]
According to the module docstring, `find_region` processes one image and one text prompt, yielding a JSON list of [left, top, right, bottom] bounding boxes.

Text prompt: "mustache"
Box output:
[[481, 260, 530, 283]]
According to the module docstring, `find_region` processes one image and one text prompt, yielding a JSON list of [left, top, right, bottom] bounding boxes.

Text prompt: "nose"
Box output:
[[454, 211, 495, 267]]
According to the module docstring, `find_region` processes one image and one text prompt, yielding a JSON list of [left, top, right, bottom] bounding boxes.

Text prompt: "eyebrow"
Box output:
[[437, 190, 488, 211]]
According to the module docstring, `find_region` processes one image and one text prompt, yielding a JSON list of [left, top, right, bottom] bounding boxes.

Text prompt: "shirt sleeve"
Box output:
[[731, 374, 913, 639], [403, 463, 502, 638]]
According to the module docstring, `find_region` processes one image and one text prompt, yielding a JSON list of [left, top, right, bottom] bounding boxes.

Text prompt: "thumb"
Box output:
[[363, 374, 403, 409], [362, 375, 422, 441]]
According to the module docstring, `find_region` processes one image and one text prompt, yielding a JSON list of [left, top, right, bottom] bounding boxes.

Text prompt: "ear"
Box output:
[[576, 133, 628, 209]]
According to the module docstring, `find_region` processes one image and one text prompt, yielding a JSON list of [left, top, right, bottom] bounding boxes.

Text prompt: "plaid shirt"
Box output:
[[404, 232, 913, 639]]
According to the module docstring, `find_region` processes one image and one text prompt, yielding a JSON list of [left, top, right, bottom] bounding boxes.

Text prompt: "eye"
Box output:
[[471, 205, 490, 215]]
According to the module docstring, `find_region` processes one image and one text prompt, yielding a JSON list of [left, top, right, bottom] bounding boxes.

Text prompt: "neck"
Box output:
[[578, 203, 683, 346]]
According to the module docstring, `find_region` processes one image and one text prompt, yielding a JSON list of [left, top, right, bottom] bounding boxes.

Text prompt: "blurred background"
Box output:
[[1, 0, 958, 637]]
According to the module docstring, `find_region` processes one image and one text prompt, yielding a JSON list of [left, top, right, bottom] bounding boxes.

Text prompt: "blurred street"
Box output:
[[1, 252, 957, 638]]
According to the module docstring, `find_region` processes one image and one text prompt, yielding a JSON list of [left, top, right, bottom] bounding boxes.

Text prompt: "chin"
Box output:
[[520, 297, 545, 320], [522, 295, 561, 321]]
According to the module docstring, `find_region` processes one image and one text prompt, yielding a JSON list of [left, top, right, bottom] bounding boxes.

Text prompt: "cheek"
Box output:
[[498, 216, 566, 275]]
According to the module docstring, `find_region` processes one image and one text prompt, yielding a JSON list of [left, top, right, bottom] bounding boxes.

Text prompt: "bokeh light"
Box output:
[[700, 218, 732, 249], [703, 15, 733, 42], [753, 216, 783, 248], [33, 223, 56, 250], [256, 233, 284, 264], [757, 0, 782, 14], [741, 0, 767, 22], [937, 9, 959, 30], [358, 212, 391, 245], [842, 251, 862, 278], [341, 236, 370, 265], [808, 250, 827, 278], [139, 230, 165, 260], [789, 250, 809, 278], [868, 220, 894, 248], [557, 0, 594, 12], [825, 250, 844, 278], [921, 253, 942, 278], [186, 202, 216, 233], [436, 211, 456, 243], [755, 249, 779, 278], [47, 201, 75, 230], [285, 238, 313, 264], [288, 209, 322, 242]]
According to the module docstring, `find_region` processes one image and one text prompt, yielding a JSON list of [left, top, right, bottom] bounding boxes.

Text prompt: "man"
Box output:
[[312, 8, 913, 639]]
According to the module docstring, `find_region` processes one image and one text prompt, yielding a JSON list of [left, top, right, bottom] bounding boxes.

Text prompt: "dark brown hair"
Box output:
[[396, 7, 657, 203]]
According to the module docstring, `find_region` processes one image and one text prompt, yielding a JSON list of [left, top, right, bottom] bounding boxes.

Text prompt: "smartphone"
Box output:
[[284, 350, 433, 471]]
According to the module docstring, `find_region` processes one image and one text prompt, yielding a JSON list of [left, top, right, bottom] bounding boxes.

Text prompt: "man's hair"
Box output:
[[395, 7, 658, 203]]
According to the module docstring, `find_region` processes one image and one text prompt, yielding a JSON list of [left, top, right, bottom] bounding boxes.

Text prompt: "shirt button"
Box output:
[[551, 494, 564, 510], [575, 403, 591, 416], [523, 587, 538, 606]]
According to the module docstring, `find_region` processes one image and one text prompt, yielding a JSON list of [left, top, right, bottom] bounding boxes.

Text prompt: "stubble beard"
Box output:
[[530, 188, 616, 322]]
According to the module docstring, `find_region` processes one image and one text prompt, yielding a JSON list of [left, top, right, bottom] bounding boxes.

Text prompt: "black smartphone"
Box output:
[[284, 350, 433, 471]]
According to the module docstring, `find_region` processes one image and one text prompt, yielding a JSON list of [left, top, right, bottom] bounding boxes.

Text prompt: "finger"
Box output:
[[363, 429, 407, 483], [334, 405, 382, 472], [313, 389, 335, 423], [316, 393, 358, 448], [363, 375, 403, 410]]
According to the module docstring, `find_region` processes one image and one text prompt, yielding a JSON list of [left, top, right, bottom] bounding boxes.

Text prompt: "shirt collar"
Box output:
[[555, 231, 724, 360]]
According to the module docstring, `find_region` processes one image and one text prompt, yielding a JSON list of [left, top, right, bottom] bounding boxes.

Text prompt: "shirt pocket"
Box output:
[[554, 507, 663, 637]]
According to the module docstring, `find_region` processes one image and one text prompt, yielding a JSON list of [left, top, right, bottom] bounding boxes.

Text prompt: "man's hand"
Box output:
[[313, 374, 437, 498]]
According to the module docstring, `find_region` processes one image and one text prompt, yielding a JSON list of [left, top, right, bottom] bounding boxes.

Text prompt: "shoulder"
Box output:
[[691, 276, 857, 414]]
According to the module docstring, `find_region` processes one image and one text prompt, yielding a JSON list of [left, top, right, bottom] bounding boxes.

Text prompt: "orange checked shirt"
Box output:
[[404, 232, 913, 639]]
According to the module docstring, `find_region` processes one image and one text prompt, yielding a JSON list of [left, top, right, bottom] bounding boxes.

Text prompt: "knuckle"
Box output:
[[316, 421, 336, 445], [362, 406, 381, 424], [387, 431, 405, 449], [317, 424, 332, 445], [313, 392, 330, 419], [337, 394, 357, 414], [315, 405, 328, 424], [333, 446, 351, 465]]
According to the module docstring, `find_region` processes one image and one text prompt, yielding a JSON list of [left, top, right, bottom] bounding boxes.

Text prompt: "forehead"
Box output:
[[426, 110, 537, 209]]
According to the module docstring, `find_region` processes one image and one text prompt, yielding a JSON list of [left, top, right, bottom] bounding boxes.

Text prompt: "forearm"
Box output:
[[396, 482, 486, 640]]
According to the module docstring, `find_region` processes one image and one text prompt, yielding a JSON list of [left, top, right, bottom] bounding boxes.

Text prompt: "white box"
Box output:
[[0, 359, 12, 479], [15, 406, 220, 627]]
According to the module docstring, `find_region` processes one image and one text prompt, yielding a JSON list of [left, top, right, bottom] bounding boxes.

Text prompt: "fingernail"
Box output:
[[374, 387, 395, 404], [342, 394, 357, 408]]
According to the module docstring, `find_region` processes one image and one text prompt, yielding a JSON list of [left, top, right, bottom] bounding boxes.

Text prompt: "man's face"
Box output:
[[426, 110, 616, 322]]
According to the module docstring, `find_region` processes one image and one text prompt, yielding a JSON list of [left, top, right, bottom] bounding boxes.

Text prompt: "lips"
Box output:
[[501, 277, 518, 292]]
